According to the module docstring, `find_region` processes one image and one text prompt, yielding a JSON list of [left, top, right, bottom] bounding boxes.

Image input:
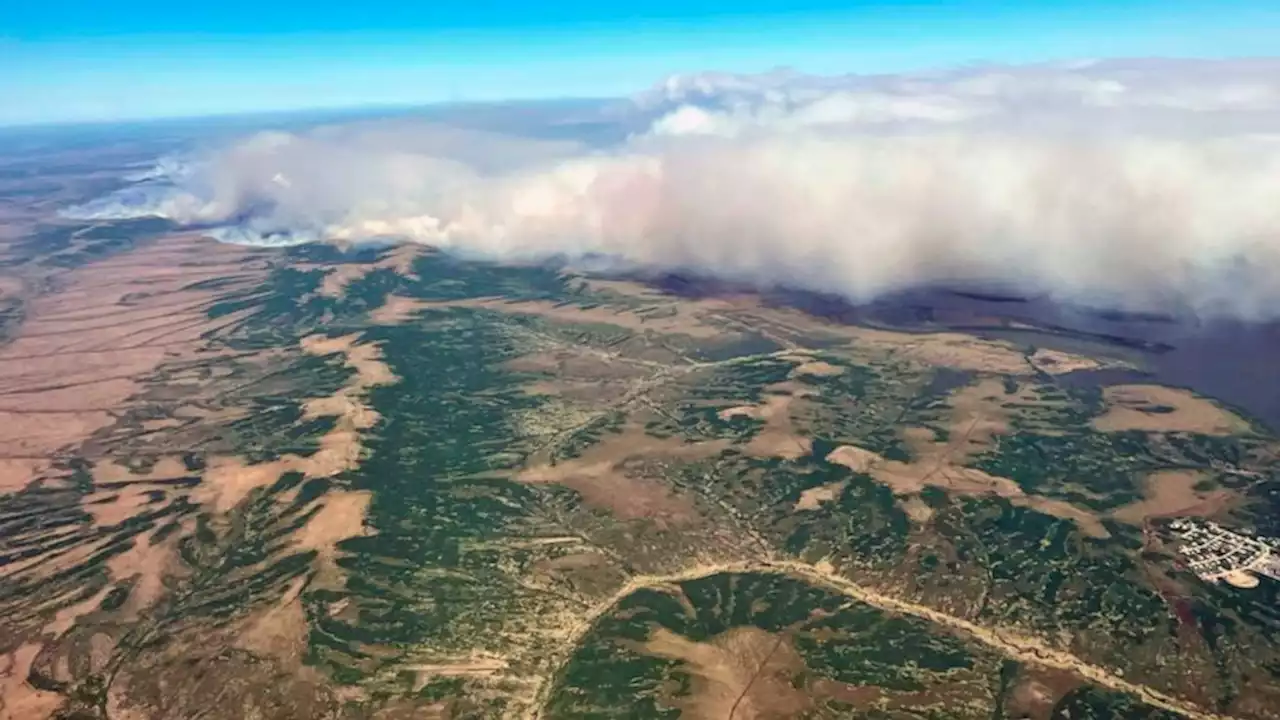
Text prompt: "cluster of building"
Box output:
[[1168, 518, 1280, 589]]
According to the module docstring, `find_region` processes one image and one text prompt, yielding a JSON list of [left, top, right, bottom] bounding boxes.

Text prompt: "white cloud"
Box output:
[[66, 59, 1280, 318]]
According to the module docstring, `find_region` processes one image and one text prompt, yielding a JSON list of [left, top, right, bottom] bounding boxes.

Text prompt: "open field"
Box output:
[[0, 233, 264, 488], [0, 214, 1277, 720], [1093, 385, 1253, 436]]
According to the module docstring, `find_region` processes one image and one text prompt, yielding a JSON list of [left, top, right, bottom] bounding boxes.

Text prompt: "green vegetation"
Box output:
[[7, 236, 1276, 719], [549, 572, 1181, 719], [549, 572, 991, 718], [6, 218, 178, 270], [972, 430, 1151, 510], [1051, 686, 1186, 720]]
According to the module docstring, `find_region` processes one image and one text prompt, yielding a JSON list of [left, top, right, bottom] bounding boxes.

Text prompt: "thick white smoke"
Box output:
[[64, 59, 1280, 317]]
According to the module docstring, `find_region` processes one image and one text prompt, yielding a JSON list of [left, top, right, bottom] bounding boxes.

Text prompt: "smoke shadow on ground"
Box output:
[[635, 271, 1280, 431]]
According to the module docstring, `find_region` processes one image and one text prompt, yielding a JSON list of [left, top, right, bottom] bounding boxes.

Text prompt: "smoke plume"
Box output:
[[65, 59, 1280, 317]]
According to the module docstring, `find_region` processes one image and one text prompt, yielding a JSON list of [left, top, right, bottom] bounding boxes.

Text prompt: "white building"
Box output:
[[1168, 518, 1280, 589]]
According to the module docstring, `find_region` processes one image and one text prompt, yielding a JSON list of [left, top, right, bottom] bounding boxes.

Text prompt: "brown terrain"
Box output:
[[308, 243, 424, 298], [641, 625, 813, 719], [778, 283, 1280, 432], [0, 233, 264, 491], [825, 378, 1112, 537], [718, 383, 813, 461], [415, 296, 731, 339], [368, 294, 431, 325], [561, 278, 1110, 379], [0, 215, 410, 719], [635, 616, 987, 719], [188, 332, 395, 512], [518, 427, 725, 528], [0, 207, 1273, 720], [0, 226, 275, 719], [1028, 347, 1116, 375], [1112, 470, 1238, 524], [1093, 385, 1252, 435], [794, 480, 847, 511], [457, 278, 1262, 545], [412, 276, 1113, 383]]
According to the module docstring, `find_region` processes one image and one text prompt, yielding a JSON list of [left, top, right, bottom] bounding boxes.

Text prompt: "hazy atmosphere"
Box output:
[[66, 58, 1280, 317], [5, 3, 1280, 720]]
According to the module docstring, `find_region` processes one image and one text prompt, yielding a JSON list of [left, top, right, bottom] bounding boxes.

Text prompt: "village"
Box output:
[[1169, 518, 1280, 589]]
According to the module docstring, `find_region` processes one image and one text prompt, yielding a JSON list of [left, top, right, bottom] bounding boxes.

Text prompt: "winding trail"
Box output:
[[529, 557, 1230, 720]]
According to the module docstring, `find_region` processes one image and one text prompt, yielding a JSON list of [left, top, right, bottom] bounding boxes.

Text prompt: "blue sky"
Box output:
[[3, 0, 1277, 126]]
